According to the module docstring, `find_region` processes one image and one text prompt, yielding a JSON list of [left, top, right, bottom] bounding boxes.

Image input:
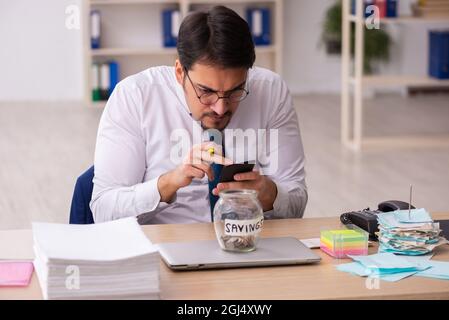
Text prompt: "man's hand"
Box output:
[[212, 170, 278, 212], [157, 142, 233, 202]]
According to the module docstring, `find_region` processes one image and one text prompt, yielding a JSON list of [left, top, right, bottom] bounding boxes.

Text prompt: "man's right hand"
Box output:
[[157, 142, 233, 203]]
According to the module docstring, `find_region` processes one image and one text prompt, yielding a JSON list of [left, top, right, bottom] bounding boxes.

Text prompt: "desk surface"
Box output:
[[1, 213, 449, 300]]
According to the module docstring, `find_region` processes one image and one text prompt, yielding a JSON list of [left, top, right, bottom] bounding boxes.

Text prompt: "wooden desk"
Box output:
[[1, 213, 449, 300]]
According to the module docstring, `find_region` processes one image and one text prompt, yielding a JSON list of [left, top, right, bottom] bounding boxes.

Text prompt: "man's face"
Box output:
[[175, 60, 248, 130]]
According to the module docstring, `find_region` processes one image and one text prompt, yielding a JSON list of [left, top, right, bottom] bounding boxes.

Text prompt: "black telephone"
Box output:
[[340, 200, 415, 241]]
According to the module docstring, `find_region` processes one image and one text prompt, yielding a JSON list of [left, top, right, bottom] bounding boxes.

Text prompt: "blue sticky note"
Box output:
[[377, 211, 429, 229], [337, 262, 370, 277], [395, 208, 433, 223], [415, 260, 449, 280], [337, 253, 438, 282], [347, 252, 428, 272], [336, 262, 420, 282]]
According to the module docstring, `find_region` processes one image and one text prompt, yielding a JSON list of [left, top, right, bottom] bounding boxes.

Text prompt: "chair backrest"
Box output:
[[69, 166, 95, 224]]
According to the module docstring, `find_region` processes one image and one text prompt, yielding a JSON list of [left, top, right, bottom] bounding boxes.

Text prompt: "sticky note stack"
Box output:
[[320, 227, 368, 258], [377, 208, 448, 256]]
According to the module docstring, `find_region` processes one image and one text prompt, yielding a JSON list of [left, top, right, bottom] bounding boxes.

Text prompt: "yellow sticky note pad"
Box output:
[[320, 227, 369, 258]]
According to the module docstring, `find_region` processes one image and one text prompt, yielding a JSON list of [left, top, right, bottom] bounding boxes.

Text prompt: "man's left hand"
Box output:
[[212, 170, 278, 212]]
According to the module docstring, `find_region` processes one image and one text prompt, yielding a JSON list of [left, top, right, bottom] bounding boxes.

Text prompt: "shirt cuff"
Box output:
[[134, 176, 162, 214], [264, 181, 289, 219]]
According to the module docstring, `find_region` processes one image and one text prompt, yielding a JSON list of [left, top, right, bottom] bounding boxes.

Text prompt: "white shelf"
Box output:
[[348, 75, 449, 88], [349, 14, 449, 24], [381, 16, 449, 24], [90, 45, 276, 57], [91, 0, 178, 5], [91, 47, 178, 56], [91, 0, 278, 5], [256, 45, 277, 52]]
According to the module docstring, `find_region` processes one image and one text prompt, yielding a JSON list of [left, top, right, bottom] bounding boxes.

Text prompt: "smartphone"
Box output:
[[219, 163, 255, 183]]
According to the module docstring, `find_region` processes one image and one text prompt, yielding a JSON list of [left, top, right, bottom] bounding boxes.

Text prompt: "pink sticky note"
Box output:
[[0, 262, 34, 287]]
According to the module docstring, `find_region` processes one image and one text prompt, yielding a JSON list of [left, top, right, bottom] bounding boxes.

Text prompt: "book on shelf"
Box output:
[[376, 0, 387, 18], [386, 0, 398, 17], [91, 63, 100, 102], [246, 8, 271, 46], [100, 63, 110, 100], [351, 0, 397, 18]]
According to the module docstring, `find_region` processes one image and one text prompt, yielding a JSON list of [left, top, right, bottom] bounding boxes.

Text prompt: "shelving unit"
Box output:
[[341, 0, 449, 151], [83, 0, 283, 107]]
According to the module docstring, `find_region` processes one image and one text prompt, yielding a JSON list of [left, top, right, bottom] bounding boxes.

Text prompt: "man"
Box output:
[[90, 6, 307, 224]]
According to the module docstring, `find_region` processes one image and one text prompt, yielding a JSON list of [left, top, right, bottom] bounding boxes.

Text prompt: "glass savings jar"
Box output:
[[213, 189, 264, 252]]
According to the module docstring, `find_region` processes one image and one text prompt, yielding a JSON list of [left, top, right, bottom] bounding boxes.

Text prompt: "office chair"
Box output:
[[69, 165, 95, 224]]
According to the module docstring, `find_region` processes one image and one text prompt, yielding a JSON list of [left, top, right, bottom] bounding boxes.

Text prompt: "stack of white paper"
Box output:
[[32, 217, 160, 300]]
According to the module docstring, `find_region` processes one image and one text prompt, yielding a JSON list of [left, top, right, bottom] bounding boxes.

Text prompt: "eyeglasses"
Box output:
[[184, 68, 249, 105]]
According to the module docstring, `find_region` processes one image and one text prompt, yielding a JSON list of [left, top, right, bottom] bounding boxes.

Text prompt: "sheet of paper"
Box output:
[[32, 217, 157, 261], [300, 238, 320, 249], [336, 262, 419, 282], [347, 252, 428, 271], [395, 208, 433, 223], [415, 260, 449, 280]]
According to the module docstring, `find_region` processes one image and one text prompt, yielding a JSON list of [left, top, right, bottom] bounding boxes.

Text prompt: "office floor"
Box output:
[[1, 94, 448, 230]]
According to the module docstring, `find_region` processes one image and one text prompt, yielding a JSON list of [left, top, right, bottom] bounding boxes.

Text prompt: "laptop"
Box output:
[[157, 237, 321, 270]]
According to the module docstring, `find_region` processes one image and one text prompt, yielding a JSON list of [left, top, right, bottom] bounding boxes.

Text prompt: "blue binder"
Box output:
[[246, 8, 271, 46], [90, 10, 101, 49], [109, 61, 119, 95], [386, 0, 398, 17], [429, 30, 449, 79], [162, 9, 180, 48]]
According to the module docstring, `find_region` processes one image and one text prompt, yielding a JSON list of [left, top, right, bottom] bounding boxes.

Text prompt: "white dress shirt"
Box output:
[[90, 66, 307, 224]]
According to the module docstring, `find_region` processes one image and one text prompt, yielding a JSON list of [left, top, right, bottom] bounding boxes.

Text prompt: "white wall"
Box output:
[[0, 0, 448, 100], [283, 0, 342, 94], [0, 0, 83, 101]]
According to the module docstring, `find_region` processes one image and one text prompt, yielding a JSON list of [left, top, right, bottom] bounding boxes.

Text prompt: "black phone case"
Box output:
[[219, 163, 255, 183]]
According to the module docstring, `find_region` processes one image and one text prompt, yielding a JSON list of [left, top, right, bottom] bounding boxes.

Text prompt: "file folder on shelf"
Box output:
[[386, 0, 398, 17], [91, 63, 100, 102], [90, 10, 101, 49], [429, 30, 449, 79], [100, 63, 110, 101], [246, 8, 271, 46], [162, 9, 180, 48], [109, 61, 119, 96]]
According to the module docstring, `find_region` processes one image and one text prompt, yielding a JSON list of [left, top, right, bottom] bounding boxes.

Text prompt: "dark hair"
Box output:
[[177, 6, 256, 71]]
